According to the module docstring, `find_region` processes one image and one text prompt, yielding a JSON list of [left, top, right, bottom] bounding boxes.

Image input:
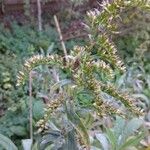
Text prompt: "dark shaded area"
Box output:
[[0, 0, 102, 24]]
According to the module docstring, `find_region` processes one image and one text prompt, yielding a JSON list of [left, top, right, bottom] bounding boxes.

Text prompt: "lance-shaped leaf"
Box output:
[[65, 101, 90, 150], [118, 132, 144, 150], [120, 118, 143, 144], [62, 130, 79, 150], [0, 134, 18, 150]]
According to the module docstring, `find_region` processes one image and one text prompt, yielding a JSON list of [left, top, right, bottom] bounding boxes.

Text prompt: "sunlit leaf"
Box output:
[[22, 139, 32, 150], [95, 133, 109, 150]]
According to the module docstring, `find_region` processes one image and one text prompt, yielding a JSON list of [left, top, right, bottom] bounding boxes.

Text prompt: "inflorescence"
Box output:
[[17, 0, 147, 135]]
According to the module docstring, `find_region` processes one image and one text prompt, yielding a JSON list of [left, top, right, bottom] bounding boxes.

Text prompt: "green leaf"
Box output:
[[0, 134, 18, 150], [45, 145, 53, 150], [95, 133, 109, 150], [83, 113, 94, 129], [91, 146, 102, 150], [65, 101, 90, 150], [22, 139, 32, 150], [77, 91, 94, 106], [63, 130, 79, 150], [50, 79, 72, 93], [106, 128, 117, 150], [33, 101, 45, 120], [10, 126, 27, 136], [132, 94, 149, 107], [121, 118, 143, 144], [47, 43, 54, 55], [119, 132, 144, 150], [113, 116, 125, 145], [40, 130, 62, 149], [32, 142, 39, 150]]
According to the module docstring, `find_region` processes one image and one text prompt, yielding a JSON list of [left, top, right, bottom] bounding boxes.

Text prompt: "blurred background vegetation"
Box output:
[[0, 0, 150, 149]]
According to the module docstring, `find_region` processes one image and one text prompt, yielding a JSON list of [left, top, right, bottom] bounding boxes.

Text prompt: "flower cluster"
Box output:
[[36, 94, 64, 133], [93, 100, 124, 117], [101, 83, 143, 115], [16, 0, 148, 137], [17, 54, 63, 86], [72, 52, 142, 116]]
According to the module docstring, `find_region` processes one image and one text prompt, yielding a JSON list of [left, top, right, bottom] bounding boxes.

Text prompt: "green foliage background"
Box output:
[[0, 0, 150, 149]]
